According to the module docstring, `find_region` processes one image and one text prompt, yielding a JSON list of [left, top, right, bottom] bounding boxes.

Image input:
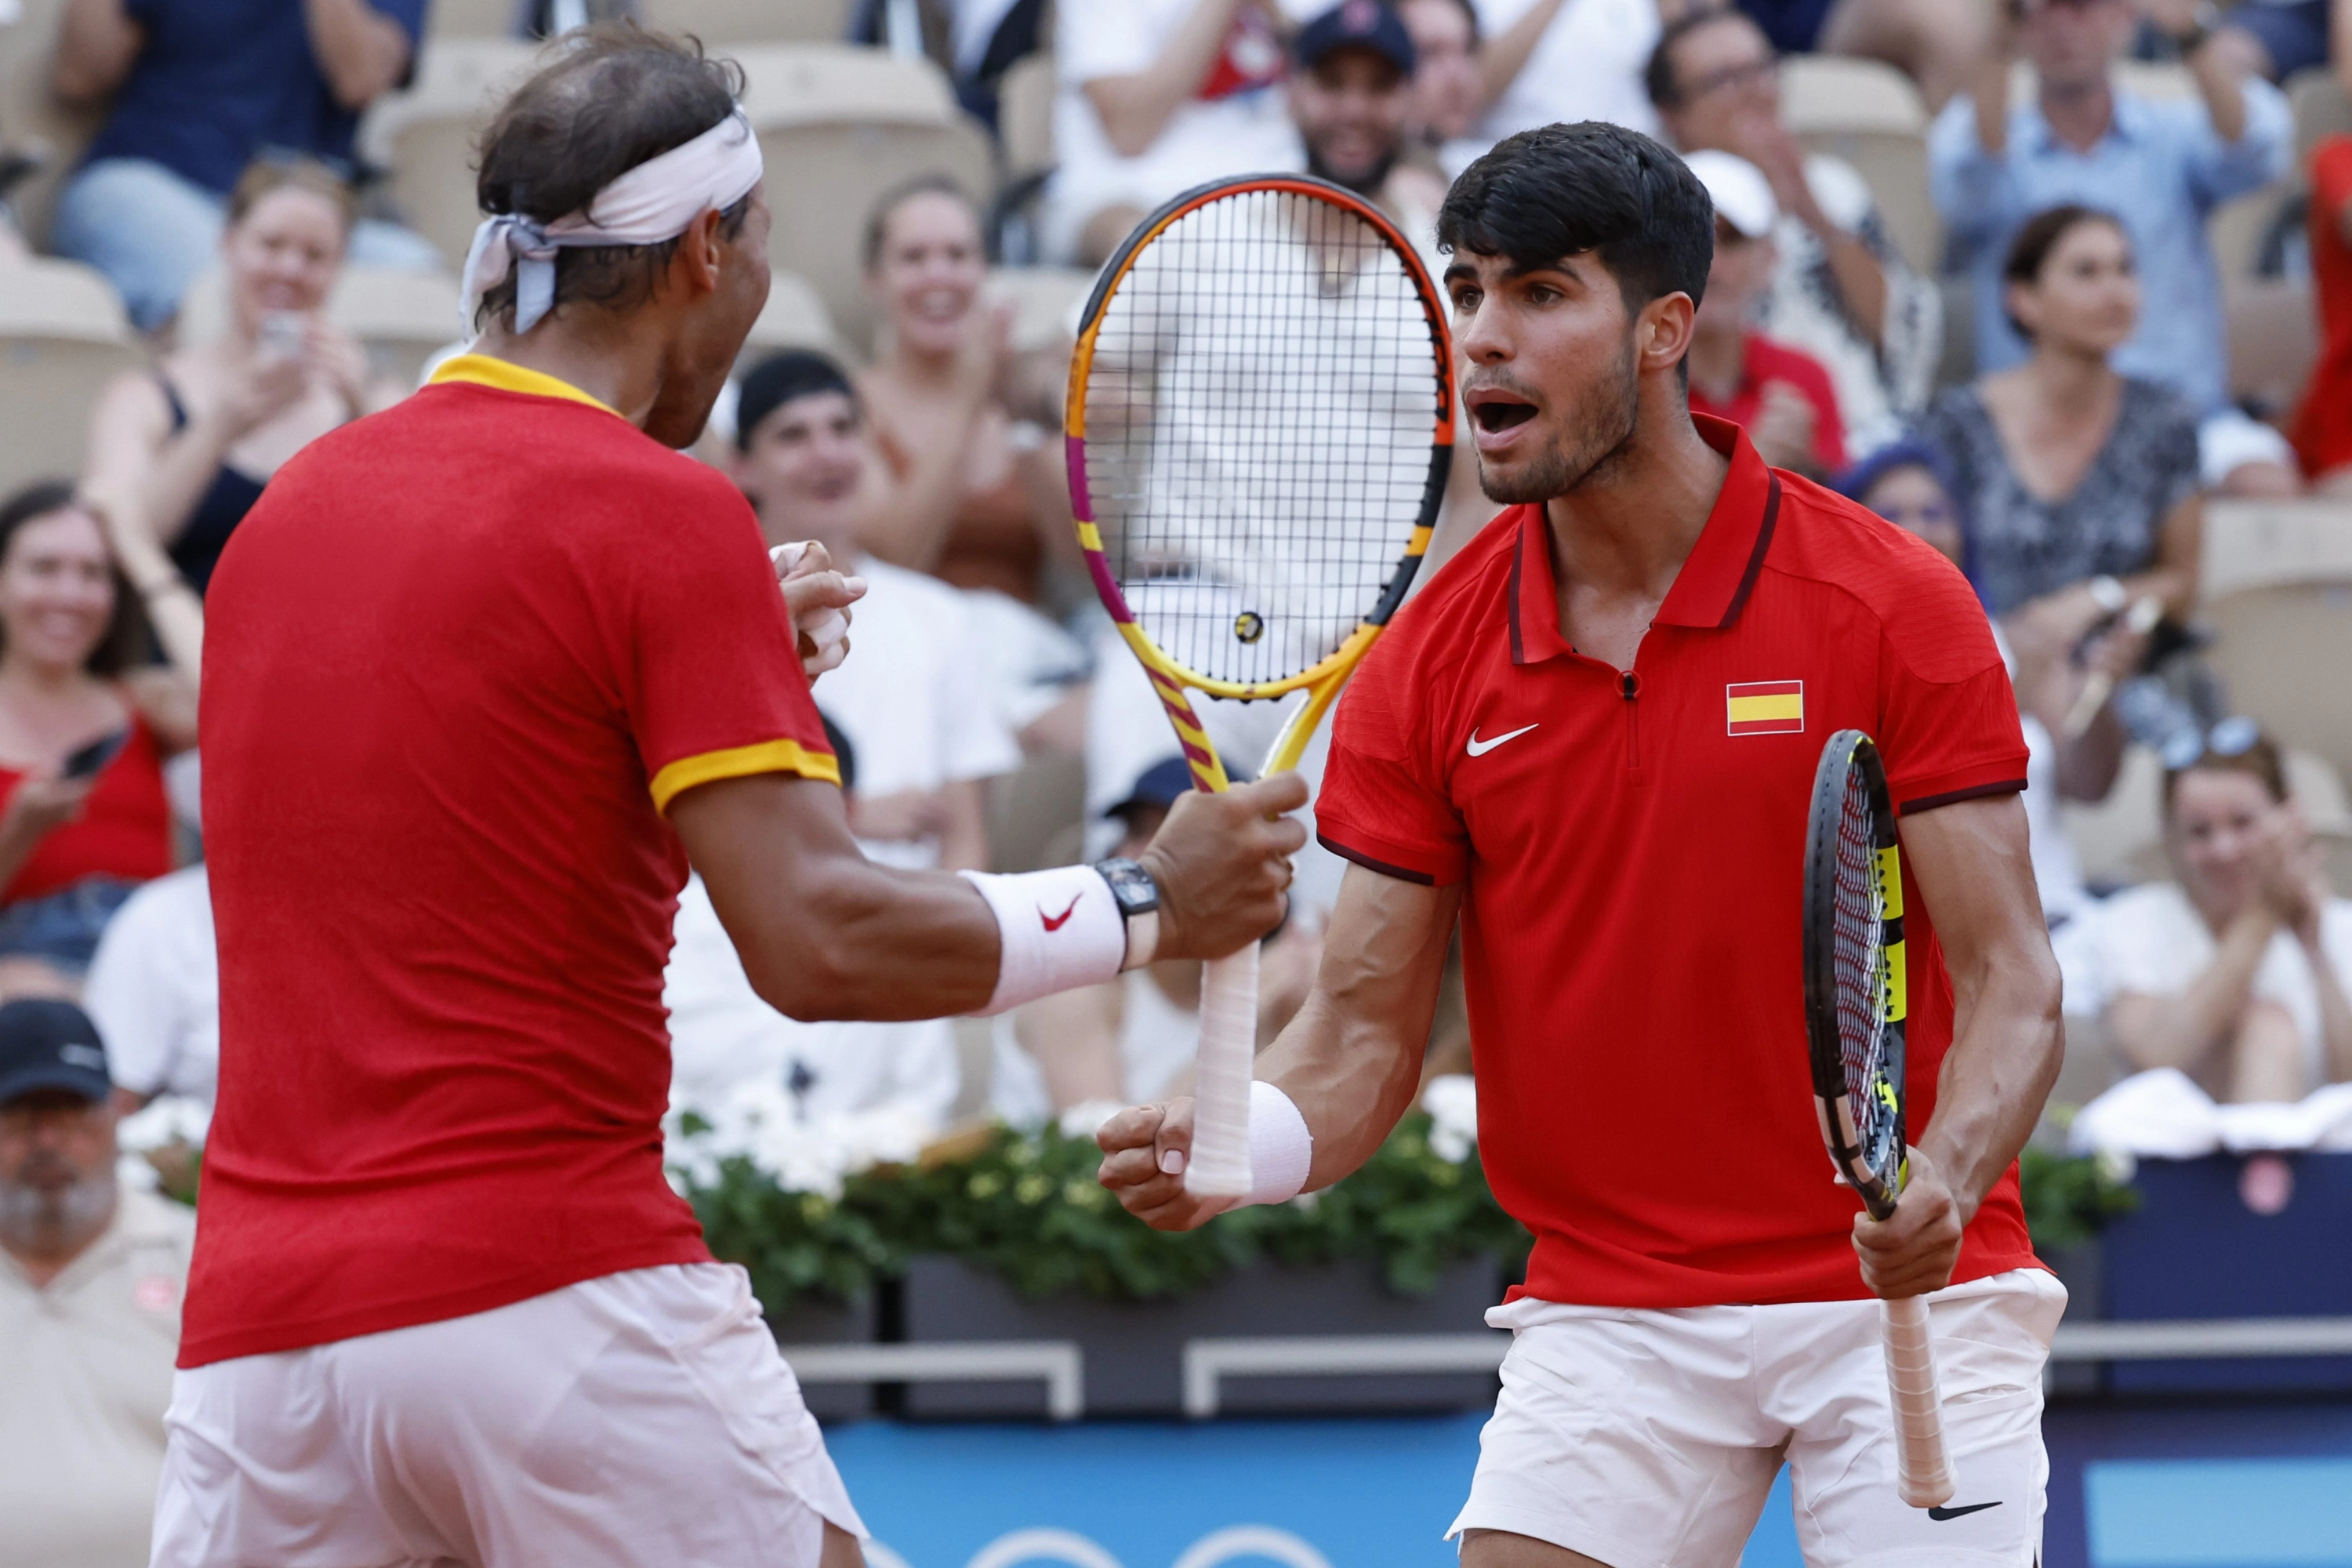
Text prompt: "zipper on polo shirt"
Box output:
[[1620, 670, 1642, 779]]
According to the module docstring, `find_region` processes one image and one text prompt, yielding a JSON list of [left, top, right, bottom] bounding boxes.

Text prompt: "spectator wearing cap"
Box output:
[[1046, 0, 1305, 267], [1395, 0, 1487, 179], [0, 998, 194, 1568], [49, 0, 443, 333], [1683, 151, 1846, 479], [1288, 1, 1451, 252], [1933, 0, 2299, 496], [2070, 724, 2352, 1105], [1650, 7, 1942, 459], [993, 757, 1325, 1123]]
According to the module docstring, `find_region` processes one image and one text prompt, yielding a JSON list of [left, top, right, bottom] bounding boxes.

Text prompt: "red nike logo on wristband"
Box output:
[[1041, 895, 1082, 931]]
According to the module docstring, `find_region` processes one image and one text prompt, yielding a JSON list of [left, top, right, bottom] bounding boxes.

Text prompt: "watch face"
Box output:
[[1100, 858, 1159, 914]]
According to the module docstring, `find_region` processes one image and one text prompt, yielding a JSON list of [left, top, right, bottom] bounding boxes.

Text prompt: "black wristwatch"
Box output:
[[1092, 856, 1160, 970]]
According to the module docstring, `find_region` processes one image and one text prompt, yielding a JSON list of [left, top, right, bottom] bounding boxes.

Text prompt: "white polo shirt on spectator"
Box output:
[[2069, 881, 2352, 1093], [1047, 0, 1310, 261], [84, 866, 219, 1108], [0, 1185, 195, 1568], [1469, 0, 1661, 147]]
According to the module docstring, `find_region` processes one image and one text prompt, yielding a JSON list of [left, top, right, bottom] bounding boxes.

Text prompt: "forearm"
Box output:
[[1919, 938, 2062, 1221], [857, 412, 989, 573], [1083, 0, 1247, 158], [1477, 0, 1569, 116], [2190, 38, 2249, 144], [54, 0, 142, 104], [1816, 227, 1889, 343], [303, 0, 410, 110], [2107, 914, 2275, 1073], [136, 423, 241, 549], [935, 777, 991, 875], [1967, 45, 2010, 158]]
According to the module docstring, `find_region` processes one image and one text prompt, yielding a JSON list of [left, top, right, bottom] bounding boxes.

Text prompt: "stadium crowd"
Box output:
[[4, 0, 2352, 1562]]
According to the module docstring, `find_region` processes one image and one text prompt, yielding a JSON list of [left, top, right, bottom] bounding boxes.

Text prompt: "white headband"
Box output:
[[460, 108, 764, 334]]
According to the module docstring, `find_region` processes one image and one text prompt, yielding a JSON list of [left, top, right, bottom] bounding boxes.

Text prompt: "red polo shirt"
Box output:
[[1317, 417, 2038, 1308]]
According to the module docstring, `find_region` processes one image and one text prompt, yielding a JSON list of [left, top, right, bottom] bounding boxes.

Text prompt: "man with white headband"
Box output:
[[154, 28, 1305, 1568]]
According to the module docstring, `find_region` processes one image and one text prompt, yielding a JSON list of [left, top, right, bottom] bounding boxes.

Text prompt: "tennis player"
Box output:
[[1100, 122, 2067, 1566], [154, 30, 1305, 1568]]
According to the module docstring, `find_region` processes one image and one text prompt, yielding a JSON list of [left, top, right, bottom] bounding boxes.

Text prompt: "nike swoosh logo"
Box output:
[[1926, 1502, 2002, 1522], [1466, 723, 1539, 757], [1040, 895, 1082, 932]]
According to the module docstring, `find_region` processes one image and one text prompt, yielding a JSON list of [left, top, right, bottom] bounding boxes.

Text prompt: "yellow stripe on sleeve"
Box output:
[[649, 739, 840, 813], [1726, 691, 1805, 725]]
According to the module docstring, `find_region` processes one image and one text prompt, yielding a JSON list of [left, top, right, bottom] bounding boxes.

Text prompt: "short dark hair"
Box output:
[[473, 24, 753, 329], [0, 481, 145, 677], [228, 155, 358, 234], [1645, 6, 1755, 109], [2000, 203, 2125, 340], [735, 350, 858, 452], [862, 172, 980, 272], [1437, 121, 1714, 314]]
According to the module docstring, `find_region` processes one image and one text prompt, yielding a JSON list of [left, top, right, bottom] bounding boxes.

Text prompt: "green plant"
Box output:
[[689, 1154, 904, 1308], [2017, 1145, 2139, 1251]]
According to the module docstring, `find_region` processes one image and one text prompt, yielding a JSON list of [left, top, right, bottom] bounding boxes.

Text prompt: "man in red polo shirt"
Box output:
[[1101, 122, 2065, 1566]]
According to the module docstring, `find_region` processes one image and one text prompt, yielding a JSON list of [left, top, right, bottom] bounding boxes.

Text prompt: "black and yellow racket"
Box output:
[[1802, 729, 1953, 1508], [1066, 174, 1454, 1197]]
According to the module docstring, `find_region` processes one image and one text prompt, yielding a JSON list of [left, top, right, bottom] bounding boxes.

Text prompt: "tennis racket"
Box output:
[[1066, 174, 1454, 1198], [1801, 729, 1954, 1509]]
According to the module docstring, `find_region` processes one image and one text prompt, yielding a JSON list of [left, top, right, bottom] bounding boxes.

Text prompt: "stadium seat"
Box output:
[[2060, 742, 2352, 895], [178, 267, 466, 388], [639, 0, 855, 45], [2206, 579, 2352, 791], [0, 0, 106, 249], [424, 0, 524, 39], [742, 268, 846, 357], [998, 51, 1057, 182], [2225, 277, 2316, 419], [2288, 66, 2352, 170], [358, 38, 550, 270], [0, 256, 139, 499], [736, 45, 997, 351], [1777, 53, 1936, 276]]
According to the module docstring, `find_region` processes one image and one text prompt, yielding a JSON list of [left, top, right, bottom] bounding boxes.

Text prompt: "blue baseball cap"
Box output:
[[1294, 0, 1417, 75], [0, 998, 111, 1106]]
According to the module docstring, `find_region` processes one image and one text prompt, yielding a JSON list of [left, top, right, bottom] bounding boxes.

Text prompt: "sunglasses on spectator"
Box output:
[[2160, 714, 2263, 772]]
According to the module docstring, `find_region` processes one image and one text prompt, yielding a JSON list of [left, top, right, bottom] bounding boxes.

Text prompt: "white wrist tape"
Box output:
[[1243, 1079, 1313, 1207], [960, 865, 1127, 1014]]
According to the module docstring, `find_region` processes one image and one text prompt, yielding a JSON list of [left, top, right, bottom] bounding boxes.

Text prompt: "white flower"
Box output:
[[1056, 1099, 1127, 1141], [666, 1080, 930, 1198], [117, 1094, 211, 1153], [1421, 1074, 1478, 1164]]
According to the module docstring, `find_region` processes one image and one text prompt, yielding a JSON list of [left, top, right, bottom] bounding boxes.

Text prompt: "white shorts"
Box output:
[[1452, 1268, 2067, 1568], [151, 1262, 866, 1568]]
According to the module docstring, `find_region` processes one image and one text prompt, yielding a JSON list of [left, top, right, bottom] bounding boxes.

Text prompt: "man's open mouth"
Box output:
[[1466, 390, 1537, 434]]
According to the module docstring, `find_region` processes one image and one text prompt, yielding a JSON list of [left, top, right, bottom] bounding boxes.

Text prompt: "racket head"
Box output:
[[1065, 174, 1454, 789], [1801, 728, 1910, 1220]]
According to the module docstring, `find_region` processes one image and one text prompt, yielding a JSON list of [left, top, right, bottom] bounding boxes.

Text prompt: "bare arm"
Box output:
[[1014, 981, 1127, 1109], [1097, 864, 1461, 1230], [1475, 0, 1570, 116], [855, 314, 1009, 574], [1080, 0, 1249, 159], [2187, 27, 2250, 146], [2309, 931, 2352, 1085], [2105, 911, 2274, 1075], [1966, 2, 2015, 158], [1852, 793, 2062, 1298], [83, 376, 234, 555], [935, 775, 990, 874], [78, 484, 203, 685], [2336, 0, 2352, 102], [672, 769, 1306, 1022], [53, 0, 143, 105], [303, 0, 412, 111]]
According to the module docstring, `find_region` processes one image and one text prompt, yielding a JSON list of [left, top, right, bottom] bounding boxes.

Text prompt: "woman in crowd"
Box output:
[[82, 158, 396, 598], [2078, 724, 2352, 1105], [1919, 204, 2200, 682], [0, 482, 198, 997], [855, 176, 1073, 608]]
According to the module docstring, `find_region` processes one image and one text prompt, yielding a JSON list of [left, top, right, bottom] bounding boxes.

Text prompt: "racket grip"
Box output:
[[1185, 942, 1260, 1199], [1882, 1293, 1955, 1508]]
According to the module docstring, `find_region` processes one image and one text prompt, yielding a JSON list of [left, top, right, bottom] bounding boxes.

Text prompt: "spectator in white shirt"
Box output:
[[1464, 0, 1664, 151], [1290, 2, 1451, 246], [2074, 723, 2352, 1105], [1048, 0, 1308, 266], [84, 866, 215, 1110], [1649, 6, 1941, 456]]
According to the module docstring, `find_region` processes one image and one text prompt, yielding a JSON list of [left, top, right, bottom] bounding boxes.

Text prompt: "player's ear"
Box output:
[[675, 206, 728, 295], [1637, 291, 1697, 375]]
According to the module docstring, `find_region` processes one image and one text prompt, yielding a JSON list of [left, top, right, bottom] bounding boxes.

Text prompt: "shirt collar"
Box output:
[[428, 353, 619, 414], [1507, 414, 1781, 666], [2022, 80, 2143, 152]]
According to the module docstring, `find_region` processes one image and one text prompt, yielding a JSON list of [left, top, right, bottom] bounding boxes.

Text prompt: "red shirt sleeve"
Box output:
[[602, 469, 839, 811], [1314, 608, 1469, 885], [1872, 546, 2027, 815]]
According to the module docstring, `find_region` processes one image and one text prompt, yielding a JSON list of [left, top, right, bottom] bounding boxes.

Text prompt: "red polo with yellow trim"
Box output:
[[1316, 417, 2039, 1308], [183, 355, 837, 1367]]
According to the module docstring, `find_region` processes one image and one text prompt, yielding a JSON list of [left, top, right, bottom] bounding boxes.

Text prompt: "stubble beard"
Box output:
[[1476, 337, 1641, 506], [0, 1165, 117, 1259]]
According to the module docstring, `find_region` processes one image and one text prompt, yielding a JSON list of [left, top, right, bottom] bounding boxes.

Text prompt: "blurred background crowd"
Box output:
[[4, 1, 2352, 1563]]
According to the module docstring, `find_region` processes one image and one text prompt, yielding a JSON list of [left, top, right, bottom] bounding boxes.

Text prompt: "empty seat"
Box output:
[[2289, 66, 2352, 169], [2224, 276, 2316, 418], [987, 265, 1089, 352], [1778, 53, 1936, 275], [997, 51, 1057, 181], [2205, 574, 2352, 788], [737, 45, 997, 351], [423, 0, 524, 39], [358, 38, 549, 269], [638, 0, 854, 45], [0, 257, 140, 499], [742, 269, 845, 357]]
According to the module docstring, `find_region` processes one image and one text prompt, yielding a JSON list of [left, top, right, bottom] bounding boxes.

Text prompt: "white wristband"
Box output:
[[960, 865, 1127, 1014], [1243, 1079, 1313, 1207]]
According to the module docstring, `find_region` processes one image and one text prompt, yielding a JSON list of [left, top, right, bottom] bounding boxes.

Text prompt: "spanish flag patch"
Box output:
[[1726, 680, 1804, 736]]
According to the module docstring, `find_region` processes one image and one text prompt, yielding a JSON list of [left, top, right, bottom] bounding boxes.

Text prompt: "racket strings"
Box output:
[[1083, 187, 1443, 688], [1830, 774, 1897, 1174]]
